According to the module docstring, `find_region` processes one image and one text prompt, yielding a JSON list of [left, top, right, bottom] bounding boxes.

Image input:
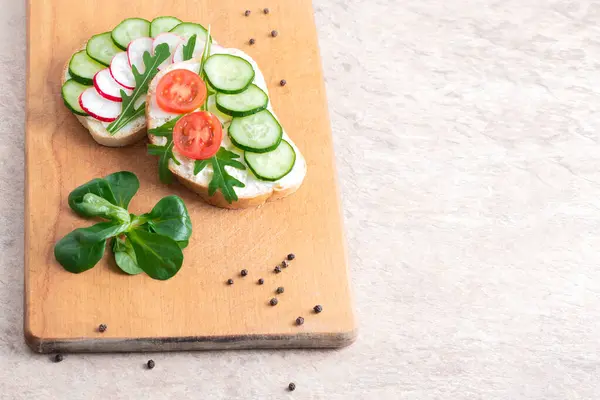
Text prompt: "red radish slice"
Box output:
[[110, 52, 135, 89], [172, 36, 205, 63], [152, 33, 184, 70], [127, 37, 154, 74], [79, 87, 122, 122], [93, 69, 132, 102], [172, 43, 184, 64]]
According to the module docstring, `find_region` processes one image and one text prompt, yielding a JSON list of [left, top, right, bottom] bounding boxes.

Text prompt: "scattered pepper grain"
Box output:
[[245, 10, 251, 16], [280, 79, 287, 86], [274, 265, 282, 273], [296, 317, 304, 326], [276, 286, 285, 294], [249, 38, 256, 45], [54, 354, 64, 363], [258, 278, 265, 285], [313, 305, 323, 313], [287, 253, 295, 261], [147, 359, 155, 369], [263, 8, 270, 14], [227, 278, 234, 285], [98, 324, 107, 333], [241, 269, 248, 277], [288, 383, 296, 391], [271, 30, 278, 37], [270, 298, 278, 306]]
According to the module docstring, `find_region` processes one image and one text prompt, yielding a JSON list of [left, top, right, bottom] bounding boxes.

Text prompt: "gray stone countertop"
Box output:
[[1, 0, 599, 398]]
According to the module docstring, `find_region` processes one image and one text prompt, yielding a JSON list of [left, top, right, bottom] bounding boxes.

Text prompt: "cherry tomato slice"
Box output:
[[173, 111, 223, 160], [156, 69, 207, 114]]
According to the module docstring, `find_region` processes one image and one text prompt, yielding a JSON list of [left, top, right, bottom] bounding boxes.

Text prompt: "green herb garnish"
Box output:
[[147, 116, 183, 184], [182, 34, 197, 61], [148, 121, 246, 204], [54, 171, 192, 280], [199, 25, 212, 111], [194, 148, 246, 204], [107, 43, 172, 134]]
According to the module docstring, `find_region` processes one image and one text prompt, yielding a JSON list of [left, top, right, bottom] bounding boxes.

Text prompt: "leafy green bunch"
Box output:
[[54, 171, 192, 280]]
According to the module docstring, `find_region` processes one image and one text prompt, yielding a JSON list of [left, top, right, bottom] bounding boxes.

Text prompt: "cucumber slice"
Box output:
[[245, 140, 296, 182], [216, 84, 268, 117], [170, 22, 208, 40], [228, 110, 282, 153], [86, 32, 121, 66], [61, 79, 89, 116], [151, 16, 182, 37], [69, 50, 105, 85], [111, 18, 151, 50], [204, 54, 255, 94]]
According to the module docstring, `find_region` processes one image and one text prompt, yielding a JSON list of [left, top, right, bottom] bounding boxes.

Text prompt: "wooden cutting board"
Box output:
[[24, 0, 355, 353]]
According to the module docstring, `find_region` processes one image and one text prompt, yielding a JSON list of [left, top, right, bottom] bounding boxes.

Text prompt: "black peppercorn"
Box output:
[[263, 8, 270, 14], [288, 382, 296, 391], [258, 278, 264, 285], [281, 260, 289, 268], [276, 286, 284, 294], [271, 30, 278, 37], [270, 298, 278, 306], [249, 38, 256, 45], [98, 324, 107, 333], [227, 278, 234, 285], [241, 269, 248, 277], [274, 266, 282, 273], [287, 253, 295, 261], [280, 79, 287, 86], [313, 305, 323, 313], [296, 317, 304, 326], [54, 354, 64, 363], [147, 359, 155, 369], [244, 10, 251, 16]]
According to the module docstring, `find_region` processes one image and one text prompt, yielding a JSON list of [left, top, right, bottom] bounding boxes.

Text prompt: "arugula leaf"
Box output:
[[54, 221, 126, 273], [182, 34, 197, 61], [199, 25, 212, 73], [194, 148, 246, 204], [112, 235, 143, 275], [128, 229, 184, 281], [147, 115, 182, 137], [148, 140, 180, 184], [193, 159, 210, 174], [107, 43, 171, 134], [143, 195, 192, 242], [68, 178, 117, 217], [199, 25, 212, 110], [147, 117, 184, 183]]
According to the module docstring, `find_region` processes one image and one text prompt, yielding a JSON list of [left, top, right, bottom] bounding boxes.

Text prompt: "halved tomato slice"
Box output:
[[156, 69, 207, 113], [173, 111, 223, 160]]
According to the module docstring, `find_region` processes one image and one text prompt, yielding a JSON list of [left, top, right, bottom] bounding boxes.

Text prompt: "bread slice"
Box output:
[[61, 45, 146, 147], [146, 46, 307, 209]]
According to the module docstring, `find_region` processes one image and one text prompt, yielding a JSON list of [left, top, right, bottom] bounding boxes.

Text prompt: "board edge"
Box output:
[[25, 329, 358, 353]]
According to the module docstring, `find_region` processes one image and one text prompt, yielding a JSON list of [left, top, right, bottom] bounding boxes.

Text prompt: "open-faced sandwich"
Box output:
[[61, 17, 190, 146], [60, 17, 306, 208]]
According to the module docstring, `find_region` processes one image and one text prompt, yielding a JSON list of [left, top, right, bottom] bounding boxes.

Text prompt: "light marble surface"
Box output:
[[2, 0, 600, 398]]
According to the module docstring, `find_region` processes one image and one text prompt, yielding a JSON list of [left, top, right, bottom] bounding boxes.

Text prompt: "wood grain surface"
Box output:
[[24, 0, 355, 353]]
